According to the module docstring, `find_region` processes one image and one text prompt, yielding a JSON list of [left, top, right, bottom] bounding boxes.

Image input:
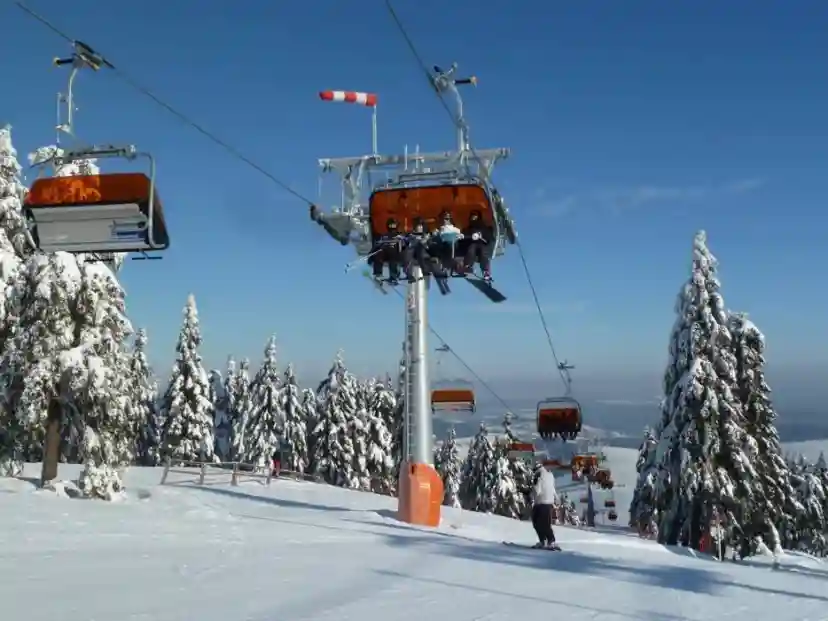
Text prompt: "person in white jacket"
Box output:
[[531, 462, 561, 549]]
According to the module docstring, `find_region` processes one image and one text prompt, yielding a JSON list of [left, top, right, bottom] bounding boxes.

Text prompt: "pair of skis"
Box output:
[[363, 270, 506, 304], [502, 541, 563, 551]]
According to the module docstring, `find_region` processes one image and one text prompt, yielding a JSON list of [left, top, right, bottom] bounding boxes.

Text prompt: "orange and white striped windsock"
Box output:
[[318, 90, 378, 107]]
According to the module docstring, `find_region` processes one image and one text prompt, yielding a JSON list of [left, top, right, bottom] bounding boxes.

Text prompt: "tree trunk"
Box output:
[[40, 399, 62, 486]]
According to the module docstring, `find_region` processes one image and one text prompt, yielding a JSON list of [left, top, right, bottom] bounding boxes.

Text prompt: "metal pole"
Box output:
[[371, 105, 378, 156], [408, 264, 433, 465]]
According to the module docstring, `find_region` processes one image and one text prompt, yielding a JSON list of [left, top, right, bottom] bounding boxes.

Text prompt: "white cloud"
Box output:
[[535, 177, 766, 217]]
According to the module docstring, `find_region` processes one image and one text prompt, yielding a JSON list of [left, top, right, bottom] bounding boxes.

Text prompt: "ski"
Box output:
[[502, 541, 562, 551], [467, 277, 506, 303], [362, 270, 388, 295]]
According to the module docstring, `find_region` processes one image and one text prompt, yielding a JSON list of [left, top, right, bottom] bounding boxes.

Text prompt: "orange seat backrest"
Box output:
[[369, 183, 493, 237], [432, 388, 475, 404]]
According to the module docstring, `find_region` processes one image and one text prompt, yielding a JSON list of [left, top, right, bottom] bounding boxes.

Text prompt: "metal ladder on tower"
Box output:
[[403, 302, 417, 462]]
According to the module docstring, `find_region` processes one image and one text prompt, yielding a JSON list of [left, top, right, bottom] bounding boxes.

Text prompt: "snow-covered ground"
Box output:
[[4, 456, 826, 621]]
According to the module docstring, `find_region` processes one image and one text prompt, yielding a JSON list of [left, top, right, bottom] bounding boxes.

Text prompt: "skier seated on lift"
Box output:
[[402, 217, 438, 281], [531, 462, 561, 550], [369, 217, 403, 285], [431, 210, 464, 272], [458, 209, 493, 282]]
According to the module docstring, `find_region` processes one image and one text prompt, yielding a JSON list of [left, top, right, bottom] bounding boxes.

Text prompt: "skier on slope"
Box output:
[[531, 462, 561, 550]]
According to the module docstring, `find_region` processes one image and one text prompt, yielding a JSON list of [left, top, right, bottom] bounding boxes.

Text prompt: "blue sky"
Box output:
[[1, 0, 826, 421]]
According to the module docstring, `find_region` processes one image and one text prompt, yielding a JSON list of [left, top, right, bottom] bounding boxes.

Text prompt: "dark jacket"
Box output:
[[462, 219, 494, 244]]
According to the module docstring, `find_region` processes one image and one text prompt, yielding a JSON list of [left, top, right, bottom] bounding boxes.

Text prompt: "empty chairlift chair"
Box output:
[[536, 396, 583, 440], [431, 383, 476, 414], [25, 170, 170, 255]]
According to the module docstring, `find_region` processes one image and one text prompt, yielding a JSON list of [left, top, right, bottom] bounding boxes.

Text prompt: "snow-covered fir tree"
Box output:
[[280, 364, 308, 474], [159, 294, 214, 463], [228, 358, 253, 462], [208, 369, 230, 460], [653, 230, 756, 550], [629, 427, 659, 536], [0, 125, 30, 262], [0, 126, 29, 475], [359, 378, 395, 494], [309, 351, 358, 487], [244, 336, 284, 470], [130, 328, 160, 466], [300, 387, 318, 466], [786, 457, 827, 556], [493, 412, 532, 519], [436, 426, 462, 508], [729, 312, 797, 558], [460, 422, 499, 513]]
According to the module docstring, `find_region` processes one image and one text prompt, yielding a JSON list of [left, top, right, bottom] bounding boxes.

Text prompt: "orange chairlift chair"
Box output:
[[536, 397, 583, 440], [430, 344, 476, 414], [23, 41, 170, 257]]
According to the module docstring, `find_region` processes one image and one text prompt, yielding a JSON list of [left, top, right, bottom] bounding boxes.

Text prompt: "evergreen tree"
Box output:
[[0, 126, 28, 475], [208, 369, 230, 460], [244, 336, 284, 469], [228, 359, 253, 462], [436, 426, 462, 508], [653, 230, 754, 549], [629, 427, 659, 536], [361, 378, 395, 494], [280, 364, 308, 474], [460, 422, 498, 513], [309, 351, 358, 487], [130, 329, 160, 466], [159, 294, 214, 463], [730, 312, 797, 557], [493, 412, 532, 519]]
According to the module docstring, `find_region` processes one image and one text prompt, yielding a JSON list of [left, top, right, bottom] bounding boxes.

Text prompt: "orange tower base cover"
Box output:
[[397, 462, 444, 527]]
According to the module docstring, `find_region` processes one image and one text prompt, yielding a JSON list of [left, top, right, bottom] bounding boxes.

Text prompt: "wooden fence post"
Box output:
[[199, 462, 207, 485], [231, 462, 239, 486], [160, 457, 172, 485]]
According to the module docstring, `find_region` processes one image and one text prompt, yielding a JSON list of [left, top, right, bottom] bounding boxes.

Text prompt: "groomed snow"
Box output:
[[3, 454, 825, 621]]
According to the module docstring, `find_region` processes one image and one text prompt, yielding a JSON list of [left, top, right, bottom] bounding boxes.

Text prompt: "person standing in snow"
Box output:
[[531, 462, 560, 549]]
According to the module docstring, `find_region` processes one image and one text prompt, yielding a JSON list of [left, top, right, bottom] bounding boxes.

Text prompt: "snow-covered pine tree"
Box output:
[[244, 336, 284, 470], [654, 230, 755, 549], [280, 363, 308, 474], [208, 369, 230, 460], [0, 125, 29, 476], [130, 328, 160, 466], [494, 412, 532, 519], [629, 427, 659, 536], [300, 388, 318, 468], [228, 359, 254, 462], [729, 313, 798, 557], [786, 460, 827, 556], [360, 378, 395, 494], [309, 351, 358, 487], [435, 426, 462, 508], [70, 262, 138, 492], [460, 422, 499, 513], [159, 294, 215, 463]]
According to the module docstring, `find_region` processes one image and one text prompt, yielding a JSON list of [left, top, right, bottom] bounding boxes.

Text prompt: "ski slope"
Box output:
[[2, 461, 825, 621]]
